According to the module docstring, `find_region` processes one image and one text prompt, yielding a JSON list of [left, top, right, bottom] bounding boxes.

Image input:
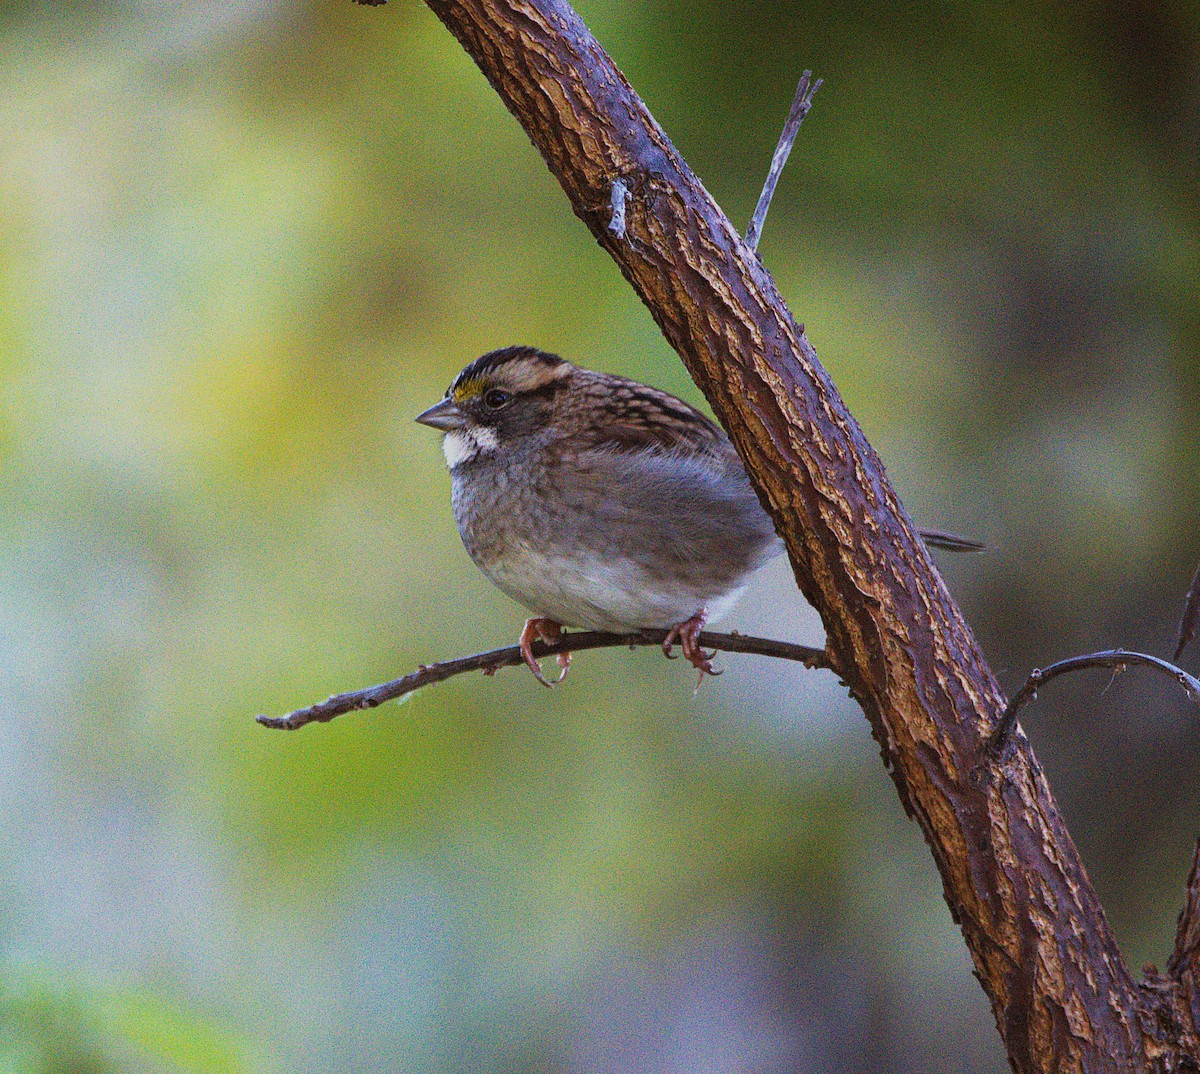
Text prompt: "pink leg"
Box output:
[[519, 617, 571, 687], [662, 609, 721, 679]]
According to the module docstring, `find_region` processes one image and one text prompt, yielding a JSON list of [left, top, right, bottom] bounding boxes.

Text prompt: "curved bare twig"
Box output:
[[257, 630, 835, 731], [990, 648, 1200, 751]]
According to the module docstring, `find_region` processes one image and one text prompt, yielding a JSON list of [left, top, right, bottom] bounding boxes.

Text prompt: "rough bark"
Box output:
[[414, 1, 1200, 1069]]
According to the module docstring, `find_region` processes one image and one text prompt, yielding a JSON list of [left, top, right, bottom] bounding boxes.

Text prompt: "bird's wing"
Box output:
[[563, 376, 733, 459]]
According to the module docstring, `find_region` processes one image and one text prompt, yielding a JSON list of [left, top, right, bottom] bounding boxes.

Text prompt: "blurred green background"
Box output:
[[0, 0, 1197, 1071]]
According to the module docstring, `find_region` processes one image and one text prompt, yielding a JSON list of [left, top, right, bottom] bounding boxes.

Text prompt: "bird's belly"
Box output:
[[477, 545, 746, 633], [449, 454, 777, 632]]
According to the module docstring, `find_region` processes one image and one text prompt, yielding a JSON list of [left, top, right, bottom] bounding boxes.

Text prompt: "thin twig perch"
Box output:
[[744, 70, 823, 252], [258, 630, 834, 731]]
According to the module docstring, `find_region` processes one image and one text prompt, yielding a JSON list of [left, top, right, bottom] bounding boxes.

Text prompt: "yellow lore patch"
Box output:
[[452, 377, 487, 403]]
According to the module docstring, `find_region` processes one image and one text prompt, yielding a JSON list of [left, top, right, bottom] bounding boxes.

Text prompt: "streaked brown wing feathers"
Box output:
[[565, 376, 729, 457]]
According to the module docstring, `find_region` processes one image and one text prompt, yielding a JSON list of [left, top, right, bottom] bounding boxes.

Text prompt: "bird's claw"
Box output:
[[663, 610, 721, 680], [520, 618, 571, 687]]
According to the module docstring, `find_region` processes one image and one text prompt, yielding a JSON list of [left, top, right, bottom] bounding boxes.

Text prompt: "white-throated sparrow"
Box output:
[[417, 346, 979, 685]]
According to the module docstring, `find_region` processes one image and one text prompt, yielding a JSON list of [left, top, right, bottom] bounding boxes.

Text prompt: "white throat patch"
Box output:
[[443, 426, 499, 469]]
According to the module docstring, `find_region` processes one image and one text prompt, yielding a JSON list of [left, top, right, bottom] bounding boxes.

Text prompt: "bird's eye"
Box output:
[[484, 388, 511, 409]]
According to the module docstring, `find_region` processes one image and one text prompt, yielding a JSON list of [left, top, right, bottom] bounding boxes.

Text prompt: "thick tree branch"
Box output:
[[257, 630, 833, 731], [354, 1, 1200, 1068], [1169, 842, 1200, 1028]]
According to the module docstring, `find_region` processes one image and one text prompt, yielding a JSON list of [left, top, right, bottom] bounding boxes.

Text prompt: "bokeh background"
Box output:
[[1, 1, 1197, 1071]]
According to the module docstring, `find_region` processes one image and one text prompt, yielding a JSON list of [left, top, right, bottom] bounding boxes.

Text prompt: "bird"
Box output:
[[416, 346, 980, 686]]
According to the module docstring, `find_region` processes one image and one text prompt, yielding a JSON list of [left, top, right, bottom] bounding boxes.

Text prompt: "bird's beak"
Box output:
[[415, 397, 467, 431]]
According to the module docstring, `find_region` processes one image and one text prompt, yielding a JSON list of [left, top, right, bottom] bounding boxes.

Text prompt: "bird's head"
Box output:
[[416, 346, 570, 469]]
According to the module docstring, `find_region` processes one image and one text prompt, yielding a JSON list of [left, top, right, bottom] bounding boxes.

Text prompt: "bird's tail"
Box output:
[[919, 528, 986, 553]]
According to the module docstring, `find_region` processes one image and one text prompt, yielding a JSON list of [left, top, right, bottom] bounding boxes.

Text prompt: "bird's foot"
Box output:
[[662, 610, 721, 681], [519, 618, 571, 687]]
